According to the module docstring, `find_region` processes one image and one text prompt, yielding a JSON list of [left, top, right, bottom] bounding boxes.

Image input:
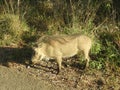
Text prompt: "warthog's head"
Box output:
[[32, 47, 39, 64], [31, 43, 46, 65]]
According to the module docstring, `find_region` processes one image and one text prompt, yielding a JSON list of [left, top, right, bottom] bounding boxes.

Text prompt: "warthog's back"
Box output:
[[41, 35, 76, 44]]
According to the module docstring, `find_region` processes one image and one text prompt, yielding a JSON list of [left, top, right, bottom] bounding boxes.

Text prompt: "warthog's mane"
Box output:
[[36, 34, 81, 47]]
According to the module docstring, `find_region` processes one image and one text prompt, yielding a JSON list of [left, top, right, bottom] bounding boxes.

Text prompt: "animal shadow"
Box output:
[[0, 46, 34, 67]]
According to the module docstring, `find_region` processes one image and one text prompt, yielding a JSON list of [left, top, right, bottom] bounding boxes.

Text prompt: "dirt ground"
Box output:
[[0, 47, 120, 90], [0, 59, 120, 90]]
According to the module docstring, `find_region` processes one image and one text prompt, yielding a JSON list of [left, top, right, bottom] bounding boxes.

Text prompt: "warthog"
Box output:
[[32, 34, 92, 73]]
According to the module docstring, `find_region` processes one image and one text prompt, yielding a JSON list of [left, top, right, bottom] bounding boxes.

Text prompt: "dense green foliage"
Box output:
[[0, 0, 119, 69]]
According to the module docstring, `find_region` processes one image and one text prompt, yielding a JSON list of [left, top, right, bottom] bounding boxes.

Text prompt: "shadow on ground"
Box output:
[[0, 46, 92, 74], [0, 46, 34, 67]]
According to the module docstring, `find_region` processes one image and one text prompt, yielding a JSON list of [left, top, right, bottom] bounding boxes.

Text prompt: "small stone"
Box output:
[[27, 66, 30, 69]]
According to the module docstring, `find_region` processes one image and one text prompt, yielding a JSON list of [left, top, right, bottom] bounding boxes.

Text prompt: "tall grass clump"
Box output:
[[0, 0, 31, 46], [0, 14, 29, 46]]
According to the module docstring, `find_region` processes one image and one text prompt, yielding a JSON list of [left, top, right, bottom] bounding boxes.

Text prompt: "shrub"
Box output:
[[90, 25, 120, 69]]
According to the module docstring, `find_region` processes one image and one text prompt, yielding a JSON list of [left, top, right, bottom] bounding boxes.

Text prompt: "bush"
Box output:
[[99, 30, 120, 66], [90, 25, 120, 69]]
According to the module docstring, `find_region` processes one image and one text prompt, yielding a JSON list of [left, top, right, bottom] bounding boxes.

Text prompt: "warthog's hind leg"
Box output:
[[83, 49, 90, 68]]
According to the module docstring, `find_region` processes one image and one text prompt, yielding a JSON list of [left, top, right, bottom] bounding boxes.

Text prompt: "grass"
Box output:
[[0, 14, 29, 46]]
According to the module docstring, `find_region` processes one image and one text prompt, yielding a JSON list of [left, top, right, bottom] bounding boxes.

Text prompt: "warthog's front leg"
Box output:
[[32, 54, 40, 64], [56, 56, 62, 74]]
